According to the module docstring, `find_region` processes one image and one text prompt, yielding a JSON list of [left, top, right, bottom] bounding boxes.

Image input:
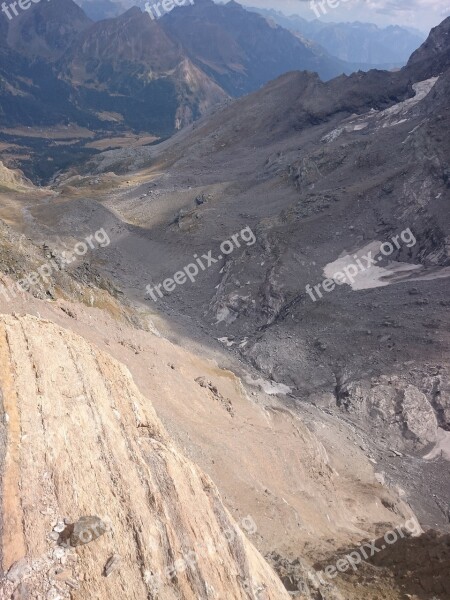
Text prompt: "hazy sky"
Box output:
[[240, 0, 450, 33]]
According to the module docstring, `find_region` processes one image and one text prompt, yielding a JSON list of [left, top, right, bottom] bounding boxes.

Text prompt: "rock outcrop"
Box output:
[[335, 376, 440, 450], [0, 162, 32, 192], [0, 314, 289, 599]]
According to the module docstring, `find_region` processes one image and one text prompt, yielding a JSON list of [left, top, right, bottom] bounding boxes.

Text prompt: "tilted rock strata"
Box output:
[[0, 314, 289, 599]]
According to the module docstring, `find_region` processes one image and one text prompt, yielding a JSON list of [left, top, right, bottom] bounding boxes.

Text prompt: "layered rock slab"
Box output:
[[0, 314, 289, 599]]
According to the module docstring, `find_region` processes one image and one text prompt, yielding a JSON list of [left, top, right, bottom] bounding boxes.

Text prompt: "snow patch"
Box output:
[[324, 240, 450, 291], [424, 428, 450, 462], [218, 337, 235, 347], [244, 375, 291, 396]]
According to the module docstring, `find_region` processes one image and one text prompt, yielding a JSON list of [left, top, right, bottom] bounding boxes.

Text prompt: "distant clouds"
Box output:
[[240, 0, 449, 33]]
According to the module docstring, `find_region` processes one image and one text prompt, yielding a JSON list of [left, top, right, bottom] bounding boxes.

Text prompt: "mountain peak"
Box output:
[[406, 16, 450, 79], [121, 6, 143, 17], [6, 0, 91, 60]]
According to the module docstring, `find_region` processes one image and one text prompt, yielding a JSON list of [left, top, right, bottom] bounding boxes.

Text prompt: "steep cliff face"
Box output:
[[0, 162, 32, 192], [0, 314, 290, 599], [57, 6, 228, 133], [406, 16, 450, 79]]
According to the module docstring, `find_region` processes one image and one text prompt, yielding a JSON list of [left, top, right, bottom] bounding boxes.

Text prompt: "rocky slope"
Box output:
[[0, 313, 292, 599], [47, 17, 450, 534], [0, 12, 449, 600], [406, 15, 450, 79], [0, 162, 32, 192], [0, 206, 426, 599]]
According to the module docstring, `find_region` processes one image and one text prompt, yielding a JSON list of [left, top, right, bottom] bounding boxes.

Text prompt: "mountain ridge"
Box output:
[[249, 7, 426, 67], [0, 0, 415, 183], [0, 14, 449, 600]]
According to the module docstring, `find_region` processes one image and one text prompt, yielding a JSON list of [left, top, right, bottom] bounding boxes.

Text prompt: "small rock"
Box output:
[[46, 587, 61, 600], [12, 582, 29, 600], [195, 376, 207, 388], [195, 194, 206, 206], [103, 554, 121, 577], [66, 515, 109, 547], [53, 548, 65, 560], [7, 559, 30, 584], [41, 506, 54, 515], [65, 579, 79, 589], [390, 449, 404, 457]]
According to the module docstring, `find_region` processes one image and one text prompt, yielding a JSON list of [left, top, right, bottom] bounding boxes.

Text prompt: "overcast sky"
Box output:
[[240, 0, 449, 33]]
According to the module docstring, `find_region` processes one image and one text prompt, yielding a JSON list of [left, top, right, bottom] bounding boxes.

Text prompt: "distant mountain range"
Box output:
[[249, 8, 426, 68], [0, 0, 377, 181], [0, 0, 427, 181], [77, 0, 121, 20], [0, 0, 362, 131]]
